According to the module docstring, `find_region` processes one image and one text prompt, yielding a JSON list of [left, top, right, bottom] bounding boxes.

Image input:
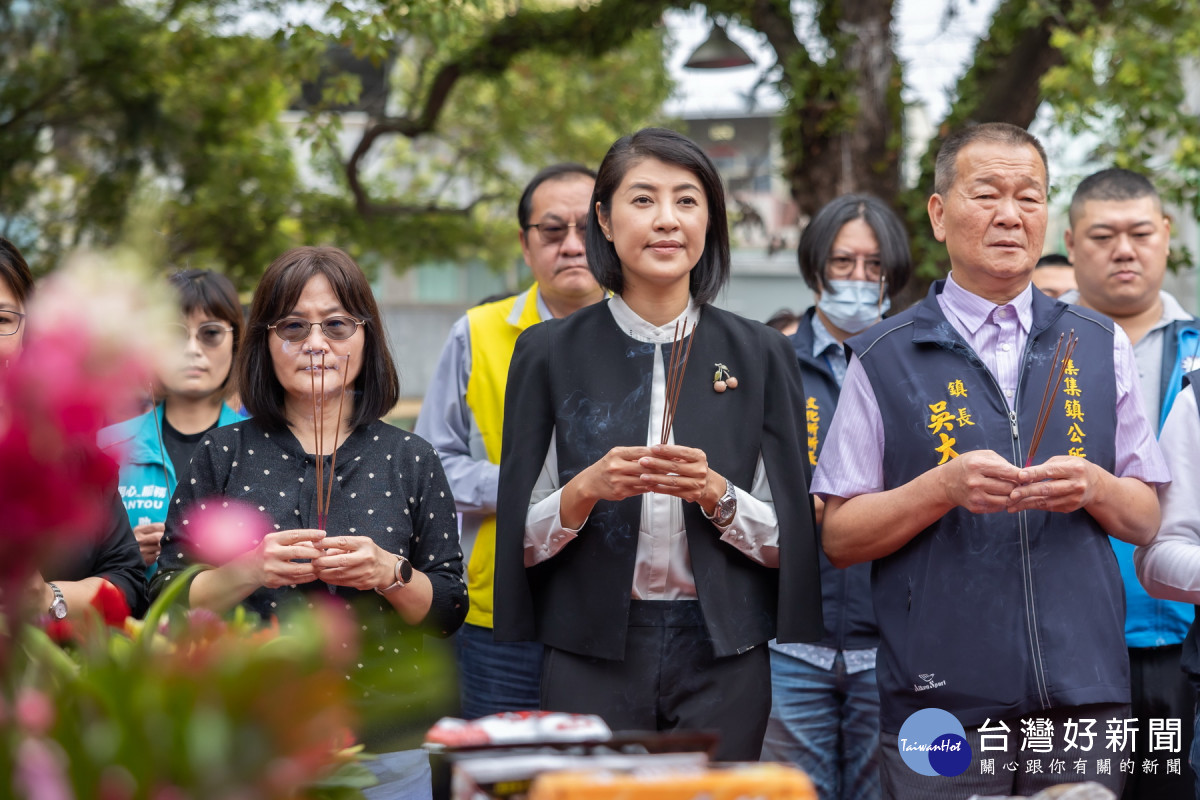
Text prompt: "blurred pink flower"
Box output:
[[182, 499, 272, 566], [15, 689, 55, 737], [0, 251, 163, 618], [14, 737, 73, 800]]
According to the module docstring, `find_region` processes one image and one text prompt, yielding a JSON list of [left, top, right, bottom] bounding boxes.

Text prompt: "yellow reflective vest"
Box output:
[[462, 287, 543, 627]]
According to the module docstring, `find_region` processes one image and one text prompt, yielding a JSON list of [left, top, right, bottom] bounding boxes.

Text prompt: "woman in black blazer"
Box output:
[[494, 128, 822, 760]]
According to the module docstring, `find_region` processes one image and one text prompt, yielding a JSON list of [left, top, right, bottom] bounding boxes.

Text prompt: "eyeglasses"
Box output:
[[169, 321, 233, 349], [827, 254, 884, 282], [0, 309, 24, 337], [526, 218, 587, 245], [267, 316, 365, 343]]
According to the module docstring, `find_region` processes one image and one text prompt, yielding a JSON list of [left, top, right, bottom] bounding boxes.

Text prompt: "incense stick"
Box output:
[[309, 351, 323, 527], [660, 319, 694, 445], [323, 355, 350, 523], [1027, 333, 1064, 459], [1025, 330, 1079, 467], [661, 322, 681, 444]]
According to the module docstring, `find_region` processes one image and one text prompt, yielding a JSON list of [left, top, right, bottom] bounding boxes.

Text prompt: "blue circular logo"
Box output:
[[898, 708, 972, 777]]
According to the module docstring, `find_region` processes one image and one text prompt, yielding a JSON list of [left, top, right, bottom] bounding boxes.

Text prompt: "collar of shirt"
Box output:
[[810, 311, 844, 361], [810, 311, 849, 386], [940, 270, 1034, 337], [608, 294, 702, 344], [532, 287, 552, 322], [1058, 289, 1191, 335]]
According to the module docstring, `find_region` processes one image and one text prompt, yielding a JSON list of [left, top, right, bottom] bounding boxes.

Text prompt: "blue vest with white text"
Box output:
[[850, 282, 1127, 732]]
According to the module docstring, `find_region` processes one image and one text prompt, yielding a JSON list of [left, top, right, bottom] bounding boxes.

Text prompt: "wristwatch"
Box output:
[[703, 482, 738, 527], [48, 583, 67, 620], [374, 555, 414, 595]]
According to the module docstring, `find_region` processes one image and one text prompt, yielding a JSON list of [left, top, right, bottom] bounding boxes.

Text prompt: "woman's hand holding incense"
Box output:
[[313, 535, 394, 591], [639, 443, 724, 511], [248, 528, 324, 588], [559, 446, 654, 530], [1008, 455, 1098, 513]]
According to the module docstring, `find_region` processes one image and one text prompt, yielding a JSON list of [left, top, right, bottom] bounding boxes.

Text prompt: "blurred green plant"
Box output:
[[2, 567, 382, 799]]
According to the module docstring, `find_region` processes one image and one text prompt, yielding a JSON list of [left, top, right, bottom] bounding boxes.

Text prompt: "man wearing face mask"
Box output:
[[761, 194, 912, 800]]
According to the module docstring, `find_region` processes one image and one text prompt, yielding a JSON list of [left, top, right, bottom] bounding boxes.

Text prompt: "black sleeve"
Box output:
[[91, 490, 150, 618], [407, 437, 468, 638], [150, 430, 225, 602], [493, 323, 557, 642], [762, 327, 824, 644]]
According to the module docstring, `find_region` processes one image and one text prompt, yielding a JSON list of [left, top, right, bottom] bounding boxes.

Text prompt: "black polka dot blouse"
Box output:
[[151, 418, 468, 640]]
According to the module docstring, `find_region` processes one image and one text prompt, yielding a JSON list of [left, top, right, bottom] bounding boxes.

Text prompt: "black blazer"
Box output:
[[494, 300, 823, 659]]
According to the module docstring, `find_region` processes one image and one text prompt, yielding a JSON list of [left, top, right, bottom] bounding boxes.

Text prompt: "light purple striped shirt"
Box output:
[[810, 273, 1169, 499]]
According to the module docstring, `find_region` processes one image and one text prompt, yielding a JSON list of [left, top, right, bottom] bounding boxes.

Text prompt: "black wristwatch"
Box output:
[[375, 555, 414, 595], [703, 483, 738, 527], [48, 582, 68, 620]]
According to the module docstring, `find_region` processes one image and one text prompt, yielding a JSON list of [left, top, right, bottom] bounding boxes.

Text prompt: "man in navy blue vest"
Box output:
[[1063, 168, 1198, 800], [812, 122, 1169, 799]]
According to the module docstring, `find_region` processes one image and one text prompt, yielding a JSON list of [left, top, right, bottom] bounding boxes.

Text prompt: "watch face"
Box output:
[[51, 600, 67, 620], [398, 558, 414, 584], [715, 491, 737, 525]]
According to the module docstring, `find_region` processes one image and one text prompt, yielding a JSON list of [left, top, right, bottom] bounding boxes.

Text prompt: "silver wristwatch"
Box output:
[[48, 582, 68, 620], [703, 483, 738, 527], [375, 555, 414, 595]]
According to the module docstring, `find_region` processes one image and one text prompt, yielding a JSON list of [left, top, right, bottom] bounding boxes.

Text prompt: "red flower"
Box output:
[[89, 580, 131, 628], [42, 618, 76, 645]]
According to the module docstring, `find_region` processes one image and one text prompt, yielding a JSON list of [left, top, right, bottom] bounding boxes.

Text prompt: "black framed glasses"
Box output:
[[826, 254, 884, 281], [169, 321, 233, 349], [267, 316, 365, 343], [0, 309, 25, 337], [526, 217, 587, 244]]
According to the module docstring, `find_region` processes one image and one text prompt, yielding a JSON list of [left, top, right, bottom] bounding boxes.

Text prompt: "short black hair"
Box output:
[[517, 163, 597, 230], [238, 246, 399, 432], [797, 194, 912, 301], [168, 269, 245, 396], [1068, 168, 1161, 227], [0, 237, 34, 308], [764, 309, 799, 333], [934, 122, 1048, 196], [586, 127, 730, 306], [1035, 253, 1072, 268]]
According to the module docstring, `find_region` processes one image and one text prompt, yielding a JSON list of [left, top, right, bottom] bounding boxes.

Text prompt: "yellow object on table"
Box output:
[[528, 762, 816, 800]]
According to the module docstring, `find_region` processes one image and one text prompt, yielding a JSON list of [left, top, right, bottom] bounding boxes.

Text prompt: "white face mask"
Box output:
[[817, 279, 890, 334]]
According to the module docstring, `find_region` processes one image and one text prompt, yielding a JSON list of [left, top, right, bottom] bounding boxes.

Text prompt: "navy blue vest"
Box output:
[[792, 309, 878, 650], [849, 282, 1128, 732]]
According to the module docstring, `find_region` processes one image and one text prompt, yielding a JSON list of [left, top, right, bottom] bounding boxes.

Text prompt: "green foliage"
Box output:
[[0, 0, 302, 281], [2, 566, 405, 799], [1042, 0, 1200, 221], [0, 0, 670, 287], [292, 1, 672, 275]]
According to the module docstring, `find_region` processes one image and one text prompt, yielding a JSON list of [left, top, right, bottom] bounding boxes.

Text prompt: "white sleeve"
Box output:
[[1135, 386, 1200, 602], [717, 452, 779, 567], [522, 430, 585, 567]]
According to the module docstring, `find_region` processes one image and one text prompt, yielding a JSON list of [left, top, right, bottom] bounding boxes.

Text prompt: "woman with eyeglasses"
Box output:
[[493, 129, 822, 761], [150, 246, 466, 744], [1, 237, 148, 620], [99, 270, 248, 571], [761, 194, 912, 800]]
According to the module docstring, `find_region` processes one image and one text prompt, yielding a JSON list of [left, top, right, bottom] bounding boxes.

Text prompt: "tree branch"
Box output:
[[341, 0, 678, 215]]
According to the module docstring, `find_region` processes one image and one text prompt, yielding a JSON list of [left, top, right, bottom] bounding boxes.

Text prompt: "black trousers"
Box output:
[[1122, 644, 1195, 800], [540, 599, 771, 762]]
